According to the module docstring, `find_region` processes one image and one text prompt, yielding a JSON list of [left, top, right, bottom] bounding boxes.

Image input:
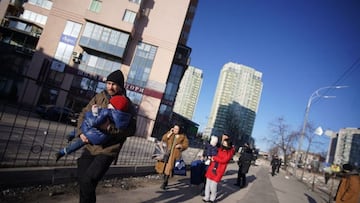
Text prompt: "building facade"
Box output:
[[204, 62, 263, 146], [0, 0, 198, 139], [173, 65, 202, 120], [333, 128, 360, 167], [325, 130, 338, 164]]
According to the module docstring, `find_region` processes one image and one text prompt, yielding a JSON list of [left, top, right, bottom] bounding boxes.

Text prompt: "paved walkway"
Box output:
[[26, 159, 330, 203]]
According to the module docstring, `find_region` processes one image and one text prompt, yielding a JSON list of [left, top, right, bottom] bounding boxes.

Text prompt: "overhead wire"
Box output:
[[312, 55, 360, 105]]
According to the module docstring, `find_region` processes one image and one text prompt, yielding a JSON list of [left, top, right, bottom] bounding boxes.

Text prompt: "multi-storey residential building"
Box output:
[[173, 65, 202, 120], [325, 130, 338, 164], [0, 0, 198, 139], [204, 62, 263, 146], [333, 128, 360, 166]]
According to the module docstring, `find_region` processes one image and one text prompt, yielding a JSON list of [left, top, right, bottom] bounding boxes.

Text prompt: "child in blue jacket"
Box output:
[[55, 95, 131, 161]]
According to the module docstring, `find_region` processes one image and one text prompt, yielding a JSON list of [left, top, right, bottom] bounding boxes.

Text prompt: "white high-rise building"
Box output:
[[204, 62, 263, 145], [173, 66, 203, 120]]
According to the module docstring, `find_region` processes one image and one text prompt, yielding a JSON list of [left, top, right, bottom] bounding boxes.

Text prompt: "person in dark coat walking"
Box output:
[[276, 158, 282, 173], [76, 70, 137, 203], [234, 143, 253, 188], [271, 155, 280, 176]]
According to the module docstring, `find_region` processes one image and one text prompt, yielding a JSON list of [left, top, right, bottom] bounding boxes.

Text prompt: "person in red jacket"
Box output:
[[202, 138, 235, 203]]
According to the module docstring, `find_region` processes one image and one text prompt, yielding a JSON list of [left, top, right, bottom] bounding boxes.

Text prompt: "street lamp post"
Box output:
[[295, 85, 347, 180]]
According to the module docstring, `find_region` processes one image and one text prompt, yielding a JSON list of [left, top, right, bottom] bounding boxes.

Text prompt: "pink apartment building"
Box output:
[[0, 0, 198, 138]]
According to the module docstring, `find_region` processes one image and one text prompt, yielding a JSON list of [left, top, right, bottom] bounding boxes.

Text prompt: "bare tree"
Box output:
[[300, 122, 324, 179], [265, 117, 298, 169]]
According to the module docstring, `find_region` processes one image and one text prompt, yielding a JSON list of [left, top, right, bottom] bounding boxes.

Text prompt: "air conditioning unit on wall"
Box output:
[[72, 52, 83, 64]]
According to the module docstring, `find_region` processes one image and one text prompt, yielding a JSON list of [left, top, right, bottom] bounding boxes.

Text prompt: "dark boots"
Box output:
[[160, 175, 169, 190]]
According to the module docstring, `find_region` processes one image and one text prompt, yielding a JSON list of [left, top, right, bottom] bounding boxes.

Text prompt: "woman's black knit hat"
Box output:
[[106, 70, 124, 87]]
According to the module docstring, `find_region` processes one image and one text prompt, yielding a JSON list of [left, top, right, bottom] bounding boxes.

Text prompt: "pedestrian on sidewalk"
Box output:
[[276, 158, 282, 173], [55, 95, 131, 161], [334, 163, 360, 203], [75, 70, 137, 203], [205, 135, 219, 174], [155, 123, 189, 190], [234, 142, 253, 188], [217, 133, 230, 147], [200, 135, 219, 195], [203, 138, 235, 203], [323, 163, 332, 185], [270, 155, 280, 176]]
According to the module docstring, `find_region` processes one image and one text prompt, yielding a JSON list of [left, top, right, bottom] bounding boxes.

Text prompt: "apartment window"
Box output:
[[126, 42, 157, 106], [28, 0, 53, 10], [123, 10, 136, 23], [129, 0, 142, 4], [80, 22, 130, 57], [63, 21, 82, 37], [9, 21, 29, 32], [54, 21, 82, 63], [54, 43, 73, 63], [127, 42, 157, 87], [163, 64, 183, 102], [22, 10, 48, 25], [89, 0, 102, 13]]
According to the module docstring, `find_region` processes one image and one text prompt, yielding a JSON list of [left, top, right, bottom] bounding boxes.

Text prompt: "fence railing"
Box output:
[[0, 102, 204, 168]]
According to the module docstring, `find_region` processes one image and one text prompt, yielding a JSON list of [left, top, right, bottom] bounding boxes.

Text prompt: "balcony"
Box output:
[[1, 16, 42, 38]]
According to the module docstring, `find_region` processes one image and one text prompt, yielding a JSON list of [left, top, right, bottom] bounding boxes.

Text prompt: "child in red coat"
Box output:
[[203, 138, 235, 203]]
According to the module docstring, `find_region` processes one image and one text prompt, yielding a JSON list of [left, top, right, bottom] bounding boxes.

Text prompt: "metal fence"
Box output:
[[0, 102, 204, 168]]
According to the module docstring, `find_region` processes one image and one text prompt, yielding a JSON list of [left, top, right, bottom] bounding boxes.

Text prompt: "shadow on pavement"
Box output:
[[224, 169, 238, 176], [246, 175, 257, 184], [211, 175, 258, 202], [142, 177, 202, 203], [304, 193, 317, 203]]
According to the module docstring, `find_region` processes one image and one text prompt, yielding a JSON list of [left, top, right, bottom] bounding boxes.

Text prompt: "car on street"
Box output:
[[36, 104, 77, 125]]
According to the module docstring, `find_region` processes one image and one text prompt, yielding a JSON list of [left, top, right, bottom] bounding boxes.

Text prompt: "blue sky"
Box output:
[[187, 0, 360, 152]]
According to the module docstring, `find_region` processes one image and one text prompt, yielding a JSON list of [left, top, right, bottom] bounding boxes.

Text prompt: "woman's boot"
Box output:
[[160, 175, 169, 190]]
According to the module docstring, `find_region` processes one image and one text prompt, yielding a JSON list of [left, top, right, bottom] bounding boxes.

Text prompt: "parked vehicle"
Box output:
[[35, 104, 55, 117], [36, 104, 76, 124]]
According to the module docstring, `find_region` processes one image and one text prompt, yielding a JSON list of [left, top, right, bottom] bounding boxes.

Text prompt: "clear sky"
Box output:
[[187, 0, 360, 152]]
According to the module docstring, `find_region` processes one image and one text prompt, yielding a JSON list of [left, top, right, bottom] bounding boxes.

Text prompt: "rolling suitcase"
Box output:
[[190, 159, 205, 185]]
